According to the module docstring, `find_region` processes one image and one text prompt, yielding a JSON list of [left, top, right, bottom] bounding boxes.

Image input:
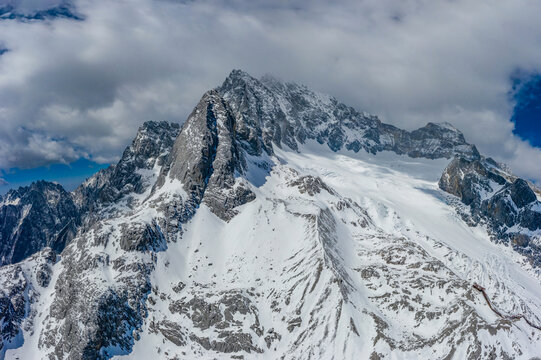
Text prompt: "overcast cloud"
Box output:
[[1, 0, 541, 182]]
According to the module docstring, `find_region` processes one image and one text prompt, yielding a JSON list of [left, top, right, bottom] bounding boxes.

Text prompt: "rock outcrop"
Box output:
[[439, 156, 541, 266]]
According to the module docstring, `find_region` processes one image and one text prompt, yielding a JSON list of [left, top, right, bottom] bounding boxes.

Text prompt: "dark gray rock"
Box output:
[[19, 123, 183, 359], [0, 249, 56, 357], [190, 332, 262, 354], [507, 179, 537, 208], [74, 121, 181, 211], [40, 240, 153, 360], [149, 320, 186, 346], [0, 181, 80, 266], [168, 290, 264, 354], [119, 221, 166, 252], [439, 157, 541, 266], [289, 175, 336, 196], [0, 265, 27, 357], [156, 90, 256, 221], [0, 123, 179, 267], [439, 157, 507, 207]]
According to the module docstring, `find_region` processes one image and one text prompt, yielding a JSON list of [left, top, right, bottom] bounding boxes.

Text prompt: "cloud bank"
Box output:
[[1, 0, 541, 182]]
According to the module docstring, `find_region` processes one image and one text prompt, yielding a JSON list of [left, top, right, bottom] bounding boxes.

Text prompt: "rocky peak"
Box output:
[[108, 120, 181, 195], [411, 122, 464, 143], [0, 121, 182, 267], [74, 120, 181, 209], [220, 69, 260, 91], [218, 70, 288, 155], [156, 90, 255, 220], [0, 180, 79, 266], [123, 120, 180, 169], [158, 91, 231, 193], [439, 156, 541, 266], [3, 180, 66, 204], [218, 70, 479, 160]]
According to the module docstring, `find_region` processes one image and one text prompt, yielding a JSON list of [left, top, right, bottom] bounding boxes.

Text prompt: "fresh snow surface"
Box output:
[[6, 142, 541, 359], [113, 142, 541, 359]]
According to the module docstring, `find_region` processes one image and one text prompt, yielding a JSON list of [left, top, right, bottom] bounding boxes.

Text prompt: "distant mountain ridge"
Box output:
[[219, 70, 479, 160], [0, 180, 79, 266]]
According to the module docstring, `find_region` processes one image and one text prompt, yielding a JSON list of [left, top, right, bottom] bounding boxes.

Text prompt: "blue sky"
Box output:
[[1, 0, 541, 192], [511, 74, 541, 149], [0, 158, 109, 195]]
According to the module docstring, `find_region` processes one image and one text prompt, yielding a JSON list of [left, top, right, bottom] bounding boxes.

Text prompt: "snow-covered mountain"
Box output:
[[1, 70, 540, 359]]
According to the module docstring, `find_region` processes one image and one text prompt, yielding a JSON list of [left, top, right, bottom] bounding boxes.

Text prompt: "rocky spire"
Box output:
[[156, 90, 255, 221], [74, 120, 181, 210]]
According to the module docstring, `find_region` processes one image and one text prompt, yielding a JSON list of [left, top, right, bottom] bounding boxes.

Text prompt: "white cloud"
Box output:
[[0, 0, 541, 182]]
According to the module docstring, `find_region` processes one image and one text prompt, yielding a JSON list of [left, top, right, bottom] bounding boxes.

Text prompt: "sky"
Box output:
[[0, 0, 540, 194], [511, 74, 541, 148]]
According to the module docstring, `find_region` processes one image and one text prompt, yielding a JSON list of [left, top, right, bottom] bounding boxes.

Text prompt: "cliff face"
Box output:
[[439, 156, 541, 266]]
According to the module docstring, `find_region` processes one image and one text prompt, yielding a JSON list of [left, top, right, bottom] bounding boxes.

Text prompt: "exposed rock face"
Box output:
[[0, 121, 181, 270], [168, 290, 264, 354], [1, 70, 541, 359], [119, 221, 167, 252], [0, 249, 56, 359], [156, 90, 255, 221], [0, 121, 183, 359], [0, 181, 80, 266], [289, 175, 337, 196], [439, 156, 541, 266], [39, 243, 153, 360], [35, 122, 183, 360], [74, 120, 181, 211], [218, 70, 480, 160]]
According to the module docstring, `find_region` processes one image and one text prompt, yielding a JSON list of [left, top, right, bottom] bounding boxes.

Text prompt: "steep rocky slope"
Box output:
[[439, 156, 541, 268], [0, 181, 79, 266], [1, 70, 540, 359]]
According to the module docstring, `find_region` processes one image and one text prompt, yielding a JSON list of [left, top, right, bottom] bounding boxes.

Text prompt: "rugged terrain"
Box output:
[[1, 70, 540, 359]]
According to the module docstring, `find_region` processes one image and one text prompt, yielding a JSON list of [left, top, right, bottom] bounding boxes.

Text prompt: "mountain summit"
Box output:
[[218, 70, 480, 159], [1, 71, 540, 359]]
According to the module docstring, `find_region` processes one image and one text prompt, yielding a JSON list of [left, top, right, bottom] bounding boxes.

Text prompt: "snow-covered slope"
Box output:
[[1, 70, 540, 359], [113, 144, 541, 359]]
